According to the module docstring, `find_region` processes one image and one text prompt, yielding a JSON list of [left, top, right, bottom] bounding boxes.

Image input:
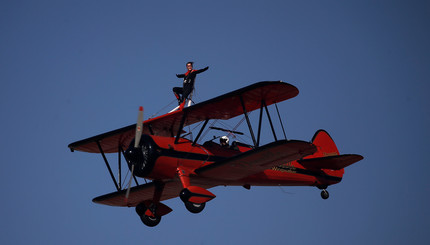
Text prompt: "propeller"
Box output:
[[125, 106, 144, 202], [134, 106, 144, 148]]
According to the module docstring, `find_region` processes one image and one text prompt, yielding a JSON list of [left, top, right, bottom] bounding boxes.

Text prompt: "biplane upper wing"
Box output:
[[92, 180, 216, 207], [68, 81, 298, 153], [195, 140, 316, 181]]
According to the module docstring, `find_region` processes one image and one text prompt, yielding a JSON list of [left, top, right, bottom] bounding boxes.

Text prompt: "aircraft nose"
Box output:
[[124, 135, 158, 178]]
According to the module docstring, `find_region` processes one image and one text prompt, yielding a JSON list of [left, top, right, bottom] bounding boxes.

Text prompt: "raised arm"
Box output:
[[194, 66, 209, 74]]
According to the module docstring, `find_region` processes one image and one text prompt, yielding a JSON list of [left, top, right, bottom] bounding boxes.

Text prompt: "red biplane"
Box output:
[[68, 81, 363, 227]]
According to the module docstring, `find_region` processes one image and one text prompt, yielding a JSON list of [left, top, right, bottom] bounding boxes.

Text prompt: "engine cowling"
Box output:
[[124, 135, 159, 178]]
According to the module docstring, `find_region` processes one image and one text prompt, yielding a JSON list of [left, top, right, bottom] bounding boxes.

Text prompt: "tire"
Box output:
[[321, 190, 329, 200], [140, 214, 161, 227], [185, 201, 206, 214]]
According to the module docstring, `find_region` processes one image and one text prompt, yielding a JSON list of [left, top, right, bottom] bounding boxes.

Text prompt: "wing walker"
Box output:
[[68, 81, 363, 227]]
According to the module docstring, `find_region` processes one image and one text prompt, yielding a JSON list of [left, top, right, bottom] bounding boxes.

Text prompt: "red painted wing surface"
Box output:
[[68, 81, 298, 153]]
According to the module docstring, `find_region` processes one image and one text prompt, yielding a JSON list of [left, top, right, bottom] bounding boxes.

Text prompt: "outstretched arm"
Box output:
[[176, 73, 185, 78], [194, 66, 209, 74]]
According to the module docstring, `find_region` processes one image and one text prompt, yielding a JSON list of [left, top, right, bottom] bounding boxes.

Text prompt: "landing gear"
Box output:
[[179, 186, 213, 214], [185, 201, 206, 214], [136, 203, 161, 227], [317, 185, 330, 200], [320, 189, 329, 200], [176, 168, 215, 215]]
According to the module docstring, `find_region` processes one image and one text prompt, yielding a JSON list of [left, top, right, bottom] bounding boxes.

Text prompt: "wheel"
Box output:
[[321, 190, 329, 200], [185, 201, 206, 214], [136, 202, 161, 227], [140, 214, 161, 227]]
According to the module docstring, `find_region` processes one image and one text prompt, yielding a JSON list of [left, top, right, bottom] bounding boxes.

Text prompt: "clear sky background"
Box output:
[[1, 0, 429, 244]]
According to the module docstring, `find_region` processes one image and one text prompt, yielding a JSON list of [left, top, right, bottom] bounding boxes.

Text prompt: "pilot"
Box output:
[[173, 62, 209, 105], [220, 136, 229, 147]]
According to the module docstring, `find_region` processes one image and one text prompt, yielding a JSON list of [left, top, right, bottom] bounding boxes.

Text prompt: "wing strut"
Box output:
[[275, 103, 287, 140], [95, 142, 140, 192], [240, 95, 257, 147], [192, 119, 209, 146], [118, 145, 122, 189], [256, 101, 264, 147], [175, 110, 188, 144], [256, 100, 278, 146], [119, 146, 139, 186], [263, 100, 278, 142], [97, 141, 120, 191]]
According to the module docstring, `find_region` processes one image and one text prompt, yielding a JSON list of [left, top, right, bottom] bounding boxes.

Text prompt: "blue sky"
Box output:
[[1, 0, 429, 244]]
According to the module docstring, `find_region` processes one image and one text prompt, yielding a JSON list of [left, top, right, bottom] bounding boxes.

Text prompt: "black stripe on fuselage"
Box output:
[[158, 148, 227, 162], [272, 165, 342, 182]]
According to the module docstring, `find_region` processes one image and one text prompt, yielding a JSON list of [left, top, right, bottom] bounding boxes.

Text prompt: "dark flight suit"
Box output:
[[173, 66, 209, 104]]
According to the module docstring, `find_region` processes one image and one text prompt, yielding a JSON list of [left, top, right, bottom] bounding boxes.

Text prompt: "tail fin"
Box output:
[[297, 130, 363, 186], [310, 130, 339, 158], [299, 130, 363, 171]]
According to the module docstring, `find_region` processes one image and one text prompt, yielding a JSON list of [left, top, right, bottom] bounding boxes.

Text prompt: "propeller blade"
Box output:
[[134, 106, 144, 148], [126, 106, 143, 203], [125, 164, 135, 202]]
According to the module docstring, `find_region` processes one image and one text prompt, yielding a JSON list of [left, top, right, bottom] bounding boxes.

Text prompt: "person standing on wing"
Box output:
[[173, 62, 209, 105]]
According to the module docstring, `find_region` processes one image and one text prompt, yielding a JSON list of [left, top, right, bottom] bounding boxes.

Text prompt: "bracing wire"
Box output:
[[214, 112, 253, 145], [200, 119, 218, 141], [149, 99, 177, 119]]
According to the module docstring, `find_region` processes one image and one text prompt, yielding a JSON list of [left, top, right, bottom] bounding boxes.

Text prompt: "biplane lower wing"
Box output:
[[93, 180, 216, 207], [93, 180, 179, 207], [68, 81, 298, 153], [195, 140, 317, 181], [298, 154, 364, 170]]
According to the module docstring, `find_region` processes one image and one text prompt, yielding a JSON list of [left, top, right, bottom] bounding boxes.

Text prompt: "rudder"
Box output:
[[304, 130, 344, 183], [311, 130, 339, 158]]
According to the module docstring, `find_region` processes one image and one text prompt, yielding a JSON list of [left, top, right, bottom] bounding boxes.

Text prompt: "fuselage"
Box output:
[[126, 135, 343, 188]]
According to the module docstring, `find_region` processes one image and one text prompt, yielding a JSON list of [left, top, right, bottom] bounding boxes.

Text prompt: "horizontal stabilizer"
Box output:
[[298, 154, 363, 170]]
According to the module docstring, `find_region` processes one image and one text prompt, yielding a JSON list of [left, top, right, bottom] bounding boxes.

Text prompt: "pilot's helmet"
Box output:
[[220, 136, 229, 145]]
